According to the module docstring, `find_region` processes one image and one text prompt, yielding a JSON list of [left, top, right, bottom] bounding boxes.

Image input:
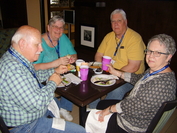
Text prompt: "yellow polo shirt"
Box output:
[[97, 28, 146, 74]]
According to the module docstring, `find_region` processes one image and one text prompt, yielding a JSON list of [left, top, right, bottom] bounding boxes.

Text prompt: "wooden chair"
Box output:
[[0, 116, 10, 133], [146, 99, 177, 133]]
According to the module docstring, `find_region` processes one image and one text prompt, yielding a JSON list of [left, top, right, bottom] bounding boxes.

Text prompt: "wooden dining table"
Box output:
[[55, 68, 126, 126]]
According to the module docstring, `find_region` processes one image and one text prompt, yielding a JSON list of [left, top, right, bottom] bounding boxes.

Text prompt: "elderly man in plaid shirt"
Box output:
[[0, 25, 86, 133]]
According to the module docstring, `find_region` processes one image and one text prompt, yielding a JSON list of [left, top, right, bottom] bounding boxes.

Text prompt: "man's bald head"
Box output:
[[12, 25, 41, 45], [11, 25, 43, 62]]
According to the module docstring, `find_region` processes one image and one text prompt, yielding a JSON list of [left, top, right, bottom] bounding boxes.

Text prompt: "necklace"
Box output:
[[142, 64, 169, 81], [114, 31, 126, 56], [47, 32, 60, 58]]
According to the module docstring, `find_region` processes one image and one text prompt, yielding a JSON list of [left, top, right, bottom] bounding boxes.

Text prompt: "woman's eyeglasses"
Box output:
[[51, 25, 64, 31], [145, 49, 169, 57]]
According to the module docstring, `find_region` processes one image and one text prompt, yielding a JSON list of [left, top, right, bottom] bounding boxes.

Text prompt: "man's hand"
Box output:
[[48, 73, 61, 86], [54, 65, 68, 74], [58, 56, 70, 65], [107, 64, 117, 75]]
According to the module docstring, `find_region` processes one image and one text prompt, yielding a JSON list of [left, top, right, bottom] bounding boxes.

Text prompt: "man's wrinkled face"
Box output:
[[111, 13, 127, 37], [25, 35, 43, 62]]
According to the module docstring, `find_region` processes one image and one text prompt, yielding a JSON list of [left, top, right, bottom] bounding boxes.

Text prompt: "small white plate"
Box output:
[[93, 68, 103, 74], [57, 77, 71, 87], [91, 74, 116, 87], [67, 64, 76, 71]]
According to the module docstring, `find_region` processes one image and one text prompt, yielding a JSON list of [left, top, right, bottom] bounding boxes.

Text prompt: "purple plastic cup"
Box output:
[[102, 56, 111, 71], [80, 65, 89, 81]]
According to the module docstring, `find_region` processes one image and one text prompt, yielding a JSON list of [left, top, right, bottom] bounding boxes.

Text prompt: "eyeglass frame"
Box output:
[[51, 25, 64, 30], [144, 49, 169, 57]]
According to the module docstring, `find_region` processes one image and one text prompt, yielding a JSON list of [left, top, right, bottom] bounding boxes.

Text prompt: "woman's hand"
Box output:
[[107, 64, 117, 75], [69, 56, 76, 64], [67, 54, 77, 64], [96, 107, 110, 122], [54, 65, 68, 74], [58, 57, 70, 65], [107, 64, 124, 78]]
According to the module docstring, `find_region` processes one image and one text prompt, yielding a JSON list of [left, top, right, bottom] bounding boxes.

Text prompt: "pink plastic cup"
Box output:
[[102, 56, 111, 71], [80, 65, 89, 81]]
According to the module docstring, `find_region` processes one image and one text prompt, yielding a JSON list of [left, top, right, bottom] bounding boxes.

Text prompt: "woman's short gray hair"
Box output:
[[147, 34, 176, 55], [48, 15, 65, 26], [110, 9, 127, 21]]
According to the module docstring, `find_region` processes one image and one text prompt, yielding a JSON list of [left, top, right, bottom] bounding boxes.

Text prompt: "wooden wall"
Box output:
[[74, 0, 177, 77]]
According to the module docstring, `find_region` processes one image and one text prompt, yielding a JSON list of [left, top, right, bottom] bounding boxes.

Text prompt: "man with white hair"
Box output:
[[90, 9, 146, 109], [0, 25, 86, 133]]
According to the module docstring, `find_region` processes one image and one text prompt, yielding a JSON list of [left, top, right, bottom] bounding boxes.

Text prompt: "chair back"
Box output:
[[0, 116, 10, 133], [146, 99, 177, 133]]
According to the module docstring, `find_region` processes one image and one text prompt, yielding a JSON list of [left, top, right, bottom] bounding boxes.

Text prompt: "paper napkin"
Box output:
[[65, 73, 82, 84]]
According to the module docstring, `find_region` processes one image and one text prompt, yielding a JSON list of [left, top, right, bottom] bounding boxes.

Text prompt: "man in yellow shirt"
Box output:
[[89, 9, 146, 108]]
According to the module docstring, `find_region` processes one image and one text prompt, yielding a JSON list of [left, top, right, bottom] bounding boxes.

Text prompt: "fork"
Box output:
[[94, 79, 114, 84]]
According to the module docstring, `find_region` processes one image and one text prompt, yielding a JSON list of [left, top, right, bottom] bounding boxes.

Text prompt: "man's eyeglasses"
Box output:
[[144, 49, 169, 57], [51, 25, 64, 30]]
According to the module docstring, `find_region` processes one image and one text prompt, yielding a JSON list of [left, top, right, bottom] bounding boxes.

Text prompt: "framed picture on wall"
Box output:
[[80, 25, 95, 48]]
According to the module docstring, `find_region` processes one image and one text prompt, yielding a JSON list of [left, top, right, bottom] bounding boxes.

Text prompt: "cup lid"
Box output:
[[76, 59, 84, 62], [80, 65, 89, 69], [103, 56, 111, 59]]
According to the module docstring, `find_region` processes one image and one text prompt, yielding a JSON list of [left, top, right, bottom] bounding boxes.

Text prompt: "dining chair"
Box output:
[[146, 99, 177, 133], [0, 116, 10, 133]]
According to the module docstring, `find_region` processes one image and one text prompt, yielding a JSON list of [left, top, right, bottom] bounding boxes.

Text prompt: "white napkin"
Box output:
[[48, 99, 65, 130], [109, 74, 119, 80], [85, 109, 113, 133], [65, 73, 82, 84]]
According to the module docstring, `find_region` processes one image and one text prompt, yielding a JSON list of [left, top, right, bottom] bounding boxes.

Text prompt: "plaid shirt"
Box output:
[[0, 47, 56, 127]]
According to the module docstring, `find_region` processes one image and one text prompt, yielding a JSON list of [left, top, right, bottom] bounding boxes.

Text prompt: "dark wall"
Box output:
[[0, 0, 27, 28], [74, 0, 177, 77]]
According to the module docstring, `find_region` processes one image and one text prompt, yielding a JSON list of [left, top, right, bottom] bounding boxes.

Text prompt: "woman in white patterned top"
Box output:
[[86, 34, 176, 133]]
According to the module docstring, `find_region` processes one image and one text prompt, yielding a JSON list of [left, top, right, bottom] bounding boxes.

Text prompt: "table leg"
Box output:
[[79, 106, 86, 126]]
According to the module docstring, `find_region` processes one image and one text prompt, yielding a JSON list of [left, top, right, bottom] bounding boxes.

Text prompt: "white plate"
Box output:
[[93, 68, 103, 74], [89, 62, 102, 69], [91, 74, 116, 87], [57, 77, 71, 87]]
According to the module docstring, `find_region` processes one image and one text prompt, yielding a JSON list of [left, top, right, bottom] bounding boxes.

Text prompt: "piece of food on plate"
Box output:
[[93, 77, 111, 85], [63, 77, 69, 83], [67, 64, 76, 72], [90, 65, 100, 69], [97, 81, 110, 85], [67, 64, 71, 70], [89, 62, 102, 69], [95, 78, 110, 85]]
